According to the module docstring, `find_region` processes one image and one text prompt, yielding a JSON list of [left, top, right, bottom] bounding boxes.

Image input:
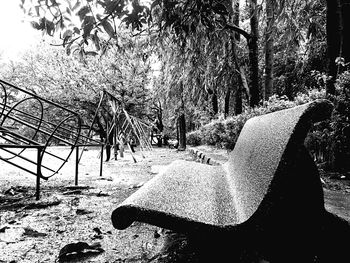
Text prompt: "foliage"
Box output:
[[187, 89, 326, 149], [17, 0, 350, 170], [272, 0, 327, 98], [0, 39, 152, 132], [188, 68, 350, 173], [21, 0, 151, 56], [328, 71, 350, 171]]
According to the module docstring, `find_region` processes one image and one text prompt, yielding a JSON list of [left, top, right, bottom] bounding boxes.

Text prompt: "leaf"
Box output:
[[82, 16, 95, 38], [35, 6, 40, 16], [66, 42, 72, 55], [151, 0, 161, 9], [62, 29, 72, 46], [23, 227, 47, 237], [86, 51, 98, 56], [212, 3, 228, 15], [91, 31, 101, 50], [31, 21, 42, 30], [73, 26, 80, 34], [77, 6, 90, 21], [101, 20, 115, 39], [62, 29, 73, 38], [72, 1, 81, 11], [58, 242, 104, 262]]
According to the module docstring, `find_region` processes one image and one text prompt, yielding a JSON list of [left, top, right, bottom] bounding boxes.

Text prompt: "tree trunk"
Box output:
[[211, 91, 218, 115], [249, 0, 260, 107], [178, 113, 186, 151], [341, 0, 350, 62], [224, 87, 231, 118], [326, 0, 343, 95], [264, 0, 274, 101], [234, 82, 242, 115], [233, 0, 240, 42], [178, 83, 186, 151], [227, 0, 243, 115]]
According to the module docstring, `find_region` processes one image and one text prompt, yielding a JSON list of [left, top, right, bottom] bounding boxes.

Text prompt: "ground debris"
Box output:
[[96, 191, 110, 197], [0, 196, 61, 210], [91, 227, 104, 239], [62, 190, 82, 195], [97, 176, 113, 181], [58, 241, 104, 262], [65, 185, 91, 190], [23, 227, 47, 237], [4, 186, 29, 196], [76, 208, 93, 215], [0, 226, 10, 233]]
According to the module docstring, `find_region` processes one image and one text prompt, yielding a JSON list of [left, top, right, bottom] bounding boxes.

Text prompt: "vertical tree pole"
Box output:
[[264, 0, 275, 100], [249, 0, 260, 107], [326, 0, 343, 95], [178, 82, 186, 151]]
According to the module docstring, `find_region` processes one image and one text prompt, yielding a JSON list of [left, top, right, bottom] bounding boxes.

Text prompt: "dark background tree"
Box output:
[[326, 0, 350, 95]]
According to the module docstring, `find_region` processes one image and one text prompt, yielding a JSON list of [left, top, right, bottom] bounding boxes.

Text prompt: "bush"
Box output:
[[327, 71, 350, 172], [186, 89, 327, 151], [187, 130, 202, 146], [186, 92, 324, 150], [186, 84, 350, 173]]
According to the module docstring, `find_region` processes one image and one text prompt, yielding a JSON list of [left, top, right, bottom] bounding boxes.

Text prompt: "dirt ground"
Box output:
[[0, 147, 192, 263], [0, 146, 349, 263]]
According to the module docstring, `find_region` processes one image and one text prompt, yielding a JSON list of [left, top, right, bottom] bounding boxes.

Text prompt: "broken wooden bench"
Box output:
[[111, 100, 350, 262]]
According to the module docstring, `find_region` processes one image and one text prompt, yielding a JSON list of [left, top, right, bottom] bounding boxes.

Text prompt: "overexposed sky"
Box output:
[[0, 0, 246, 62], [0, 0, 42, 61]]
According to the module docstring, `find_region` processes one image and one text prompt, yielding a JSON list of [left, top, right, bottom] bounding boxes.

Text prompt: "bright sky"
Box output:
[[0, 0, 42, 62]]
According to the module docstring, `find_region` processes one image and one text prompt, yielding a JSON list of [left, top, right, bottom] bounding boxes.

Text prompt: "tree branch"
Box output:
[[224, 23, 251, 40]]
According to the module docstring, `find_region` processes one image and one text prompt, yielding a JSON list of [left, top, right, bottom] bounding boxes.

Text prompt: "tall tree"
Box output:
[[264, 0, 275, 100], [177, 81, 186, 150], [326, 0, 350, 95], [248, 0, 260, 107], [326, 0, 343, 95]]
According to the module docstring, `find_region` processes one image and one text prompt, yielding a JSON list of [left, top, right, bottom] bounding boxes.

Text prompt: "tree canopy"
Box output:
[[10, 0, 349, 162]]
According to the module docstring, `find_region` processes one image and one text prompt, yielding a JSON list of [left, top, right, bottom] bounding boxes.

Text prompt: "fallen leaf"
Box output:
[[76, 209, 93, 215], [0, 226, 10, 233], [23, 227, 47, 237], [58, 241, 104, 262], [92, 227, 102, 235]]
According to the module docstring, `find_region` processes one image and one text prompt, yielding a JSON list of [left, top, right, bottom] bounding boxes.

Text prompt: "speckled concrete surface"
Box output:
[[111, 100, 334, 233]]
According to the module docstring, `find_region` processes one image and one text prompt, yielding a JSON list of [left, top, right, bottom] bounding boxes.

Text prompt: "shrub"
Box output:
[[186, 89, 327, 152], [186, 85, 350, 173], [187, 130, 202, 146]]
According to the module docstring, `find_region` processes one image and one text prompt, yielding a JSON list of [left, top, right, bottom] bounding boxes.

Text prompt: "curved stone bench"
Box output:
[[111, 100, 350, 261]]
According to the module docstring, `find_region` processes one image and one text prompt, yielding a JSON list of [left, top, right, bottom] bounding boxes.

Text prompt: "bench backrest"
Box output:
[[226, 100, 333, 224]]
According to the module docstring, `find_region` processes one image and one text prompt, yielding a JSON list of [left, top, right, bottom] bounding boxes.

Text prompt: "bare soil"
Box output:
[[1, 146, 349, 263], [0, 147, 192, 263]]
